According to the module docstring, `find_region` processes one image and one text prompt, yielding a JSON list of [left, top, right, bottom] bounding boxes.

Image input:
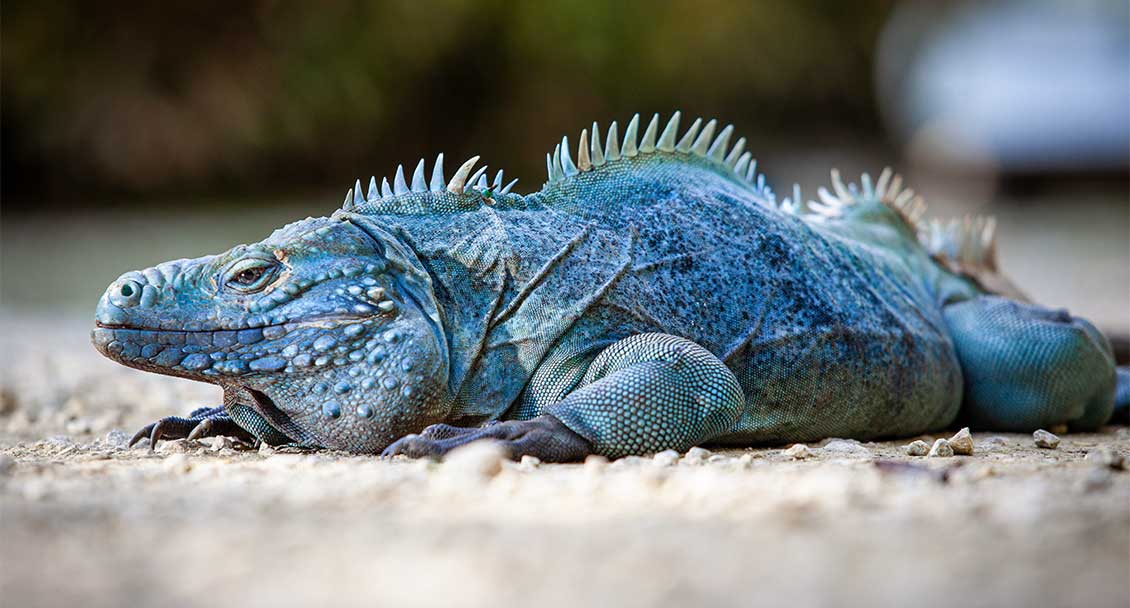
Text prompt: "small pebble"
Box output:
[[610, 455, 647, 469], [104, 429, 130, 448], [736, 453, 755, 469], [158, 439, 194, 454], [682, 446, 712, 465], [0, 453, 14, 475], [707, 454, 730, 465], [258, 442, 277, 455], [583, 454, 609, 474], [928, 438, 954, 458], [1033, 429, 1060, 449], [442, 440, 506, 478], [46, 435, 74, 447], [822, 440, 872, 457], [979, 436, 1009, 448], [783, 444, 813, 459], [519, 455, 541, 469], [948, 427, 975, 455], [653, 450, 680, 467], [1084, 448, 1125, 470], [904, 440, 930, 456], [211, 436, 236, 452]]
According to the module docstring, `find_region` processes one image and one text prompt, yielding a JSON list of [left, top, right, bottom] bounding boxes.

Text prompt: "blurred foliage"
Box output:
[[2, 0, 893, 207]]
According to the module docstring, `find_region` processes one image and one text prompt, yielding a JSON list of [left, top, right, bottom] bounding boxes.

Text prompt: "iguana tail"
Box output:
[[802, 167, 1124, 430], [1114, 367, 1130, 423]]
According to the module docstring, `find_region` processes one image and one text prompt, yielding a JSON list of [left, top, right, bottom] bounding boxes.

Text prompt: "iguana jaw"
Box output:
[[91, 315, 378, 382]]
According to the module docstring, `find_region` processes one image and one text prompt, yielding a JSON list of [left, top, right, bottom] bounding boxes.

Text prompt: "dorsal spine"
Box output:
[[544, 111, 776, 206], [340, 154, 518, 213]]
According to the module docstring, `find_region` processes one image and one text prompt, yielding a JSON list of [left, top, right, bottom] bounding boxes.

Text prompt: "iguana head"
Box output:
[[92, 214, 451, 452]]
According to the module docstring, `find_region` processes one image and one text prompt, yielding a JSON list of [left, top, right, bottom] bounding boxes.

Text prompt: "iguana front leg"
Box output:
[[384, 333, 745, 461], [128, 405, 255, 449], [128, 387, 295, 449]]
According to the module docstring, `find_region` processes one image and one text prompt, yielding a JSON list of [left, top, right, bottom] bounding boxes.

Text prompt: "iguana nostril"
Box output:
[[109, 279, 144, 308]]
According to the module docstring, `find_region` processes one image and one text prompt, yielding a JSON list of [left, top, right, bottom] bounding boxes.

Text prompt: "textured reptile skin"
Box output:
[[91, 112, 1126, 460]]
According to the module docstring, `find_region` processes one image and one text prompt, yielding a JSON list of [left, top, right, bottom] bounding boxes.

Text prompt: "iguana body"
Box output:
[[92, 112, 1126, 460]]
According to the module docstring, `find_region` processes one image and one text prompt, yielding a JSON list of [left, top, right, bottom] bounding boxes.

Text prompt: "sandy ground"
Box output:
[[1, 316, 1128, 608]]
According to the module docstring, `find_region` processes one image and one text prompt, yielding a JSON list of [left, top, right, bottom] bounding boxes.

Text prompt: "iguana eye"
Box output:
[[224, 258, 278, 292]]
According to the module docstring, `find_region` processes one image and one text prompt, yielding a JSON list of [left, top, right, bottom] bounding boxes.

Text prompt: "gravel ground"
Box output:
[[1, 315, 1128, 608]]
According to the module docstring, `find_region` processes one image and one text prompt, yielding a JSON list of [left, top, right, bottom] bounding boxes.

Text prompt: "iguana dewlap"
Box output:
[[92, 112, 1128, 460]]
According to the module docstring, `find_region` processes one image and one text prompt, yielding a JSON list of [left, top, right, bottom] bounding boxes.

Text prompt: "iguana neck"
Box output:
[[369, 199, 632, 423]]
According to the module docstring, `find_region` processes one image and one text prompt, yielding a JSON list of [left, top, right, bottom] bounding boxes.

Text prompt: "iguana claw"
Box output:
[[127, 406, 254, 450], [381, 415, 592, 462]]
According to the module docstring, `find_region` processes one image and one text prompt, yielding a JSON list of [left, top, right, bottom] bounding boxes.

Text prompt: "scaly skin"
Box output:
[[92, 112, 1128, 461]]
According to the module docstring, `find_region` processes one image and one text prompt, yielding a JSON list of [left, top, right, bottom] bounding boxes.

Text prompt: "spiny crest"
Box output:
[[339, 154, 518, 211], [544, 111, 774, 202], [922, 213, 1026, 299], [803, 168, 1005, 283], [804, 167, 927, 229], [921, 215, 999, 275], [777, 184, 805, 216]]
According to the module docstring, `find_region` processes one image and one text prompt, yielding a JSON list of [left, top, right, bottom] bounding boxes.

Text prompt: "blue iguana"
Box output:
[[91, 112, 1129, 460]]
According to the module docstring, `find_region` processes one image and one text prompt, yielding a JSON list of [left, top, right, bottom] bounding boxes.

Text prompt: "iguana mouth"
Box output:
[[93, 312, 377, 333], [90, 313, 388, 381]]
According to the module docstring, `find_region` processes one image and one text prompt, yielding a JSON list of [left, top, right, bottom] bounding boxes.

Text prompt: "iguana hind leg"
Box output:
[[944, 295, 1117, 431], [385, 333, 745, 461], [543, 333, 744, 458], [1113, 367, 1130, 424]]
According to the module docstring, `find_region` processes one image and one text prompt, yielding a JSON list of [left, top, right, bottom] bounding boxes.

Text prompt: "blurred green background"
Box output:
[[2, 1, 889, 204], [1, 0, 1127, 337]]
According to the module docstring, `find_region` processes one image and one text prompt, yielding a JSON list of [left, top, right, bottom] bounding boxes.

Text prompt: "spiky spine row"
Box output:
[[341, 154, 518, 211], [544, 111, 775, 204], [801, 167, 1002, 280], [338, 113, 1001, 284]]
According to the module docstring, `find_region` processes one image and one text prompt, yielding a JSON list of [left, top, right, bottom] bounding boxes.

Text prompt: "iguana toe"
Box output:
[[128, 407, 255, 450], [382, 415, 591, 462], [418, 423, 482, 441], [129, 416, 198, 450], [185, 418, 215, 441]]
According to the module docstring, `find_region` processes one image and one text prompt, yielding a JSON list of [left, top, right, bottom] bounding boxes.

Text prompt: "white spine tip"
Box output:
[[430, 153, 446, 191], [411, 159, 427, 192], [447, 155, 481, 193], [639, 113, 659, 153], [367, 176, 379, 201], [394, 165, 409, 195], [657, 111, 681, 152], [622, 114, 640, 157]]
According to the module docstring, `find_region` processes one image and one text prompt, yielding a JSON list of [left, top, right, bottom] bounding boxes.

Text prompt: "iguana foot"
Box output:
[[128, 406, 255, 450], [381, 415, 593, 462]]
